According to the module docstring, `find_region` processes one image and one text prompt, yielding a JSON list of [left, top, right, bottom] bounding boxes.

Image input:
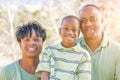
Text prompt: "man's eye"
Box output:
[[90, 18, 97, 22], [63, 28, 68, 31]]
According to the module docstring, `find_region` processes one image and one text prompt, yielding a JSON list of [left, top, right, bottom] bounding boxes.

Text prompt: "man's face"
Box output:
[[79, 6, 103, 40], [59, 18, 80, 47], [19, 29, 43, 58]]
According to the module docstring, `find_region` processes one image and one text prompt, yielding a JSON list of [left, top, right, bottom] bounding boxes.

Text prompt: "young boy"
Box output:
[[36, 15, 91, 80]]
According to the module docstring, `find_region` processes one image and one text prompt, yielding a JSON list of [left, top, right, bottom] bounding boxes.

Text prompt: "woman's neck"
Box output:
[[19, 57, 39, 74]]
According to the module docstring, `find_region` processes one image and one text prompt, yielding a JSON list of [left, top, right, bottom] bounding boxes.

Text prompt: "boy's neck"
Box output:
[[61, 42, 76, 48]]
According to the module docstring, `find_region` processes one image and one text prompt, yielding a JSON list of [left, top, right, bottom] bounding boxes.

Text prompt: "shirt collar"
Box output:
[[80, 34, 109, 48], [56, 42, 80, 51]]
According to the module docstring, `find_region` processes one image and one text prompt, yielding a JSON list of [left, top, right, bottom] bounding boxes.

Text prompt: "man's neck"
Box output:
[[85, 34, 103, 52], [19, 57, 39, 74]]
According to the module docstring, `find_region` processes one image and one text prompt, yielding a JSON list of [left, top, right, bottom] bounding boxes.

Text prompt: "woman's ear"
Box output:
[[59, 27, 61, 35], [18, 42, 22, 48]]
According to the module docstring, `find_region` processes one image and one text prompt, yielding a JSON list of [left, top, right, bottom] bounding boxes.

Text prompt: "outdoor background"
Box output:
[[0, 0, 120, 67]]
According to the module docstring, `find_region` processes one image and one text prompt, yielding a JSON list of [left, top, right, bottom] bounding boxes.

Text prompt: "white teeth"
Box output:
[[28, 48, 35, 51], [66, 36, 74, 40]]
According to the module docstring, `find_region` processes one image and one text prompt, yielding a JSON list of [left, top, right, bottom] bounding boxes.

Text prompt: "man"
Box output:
[[0, 22, 46, 80], [77, 4, 120, 80]]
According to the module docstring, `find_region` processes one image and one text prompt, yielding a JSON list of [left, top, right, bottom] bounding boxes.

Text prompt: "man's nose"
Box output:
[[86, 20, 92, 26]]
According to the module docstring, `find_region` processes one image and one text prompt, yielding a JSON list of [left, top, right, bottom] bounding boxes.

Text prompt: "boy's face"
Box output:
[[59, 18, 80, 47], [19, 29, 43, 58]]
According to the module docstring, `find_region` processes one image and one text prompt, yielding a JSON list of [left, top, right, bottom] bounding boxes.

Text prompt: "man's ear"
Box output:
[[100, 13, 104, 23], [101, 16, 104, 23]]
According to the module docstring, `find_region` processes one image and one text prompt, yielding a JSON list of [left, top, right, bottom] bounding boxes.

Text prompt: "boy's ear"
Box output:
[[78, 29, 80, 37]]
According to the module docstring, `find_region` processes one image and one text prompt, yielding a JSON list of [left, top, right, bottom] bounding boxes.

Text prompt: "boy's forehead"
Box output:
[[61, 16, 80, 25], [63, 18, 79, 24]]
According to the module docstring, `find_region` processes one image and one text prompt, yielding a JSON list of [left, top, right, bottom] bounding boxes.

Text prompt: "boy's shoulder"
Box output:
[[76, 37, 84, 43], [45, 43, 61, 50]]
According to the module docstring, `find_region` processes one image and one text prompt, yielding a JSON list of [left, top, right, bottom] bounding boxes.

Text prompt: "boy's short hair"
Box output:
[[61, 15, 80, 25], [16, 22, 46, 42]]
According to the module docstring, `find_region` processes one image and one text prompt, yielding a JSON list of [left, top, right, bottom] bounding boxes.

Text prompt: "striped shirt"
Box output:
[[36, 43, 91, 80]]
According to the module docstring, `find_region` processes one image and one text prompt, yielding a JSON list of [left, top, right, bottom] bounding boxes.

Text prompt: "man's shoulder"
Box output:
[[109, 40, 120, 47], [108, 40, 120, 49]]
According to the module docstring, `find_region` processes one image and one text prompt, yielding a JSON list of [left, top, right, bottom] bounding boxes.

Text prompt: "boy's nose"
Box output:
[[29, 40, 35, 44], [67, 30, 74, 34]]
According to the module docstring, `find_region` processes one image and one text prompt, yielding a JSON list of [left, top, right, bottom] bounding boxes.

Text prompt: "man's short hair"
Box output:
[[79, 4, 102, 14]]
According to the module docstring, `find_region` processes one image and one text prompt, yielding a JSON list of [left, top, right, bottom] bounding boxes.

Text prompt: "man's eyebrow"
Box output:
[[80, 16, 96, 19], [90, 16, 96, 18]]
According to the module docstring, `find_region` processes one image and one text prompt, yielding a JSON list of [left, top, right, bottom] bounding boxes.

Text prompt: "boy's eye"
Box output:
[[80, 19, 87, 24], [72, 29, 77, 32], [63, 28, 68, 31]]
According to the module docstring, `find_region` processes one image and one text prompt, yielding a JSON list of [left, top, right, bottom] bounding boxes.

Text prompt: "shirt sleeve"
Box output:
[[35, 49, 51, 74], [115, 52, 120, 80], [77, 52, 91, 80]]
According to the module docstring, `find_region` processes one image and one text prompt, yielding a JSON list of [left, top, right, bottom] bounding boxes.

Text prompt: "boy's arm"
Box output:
[[35, 49, 51, 77], [40, 71, 50, 80], [77, 52, 91, 80]]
